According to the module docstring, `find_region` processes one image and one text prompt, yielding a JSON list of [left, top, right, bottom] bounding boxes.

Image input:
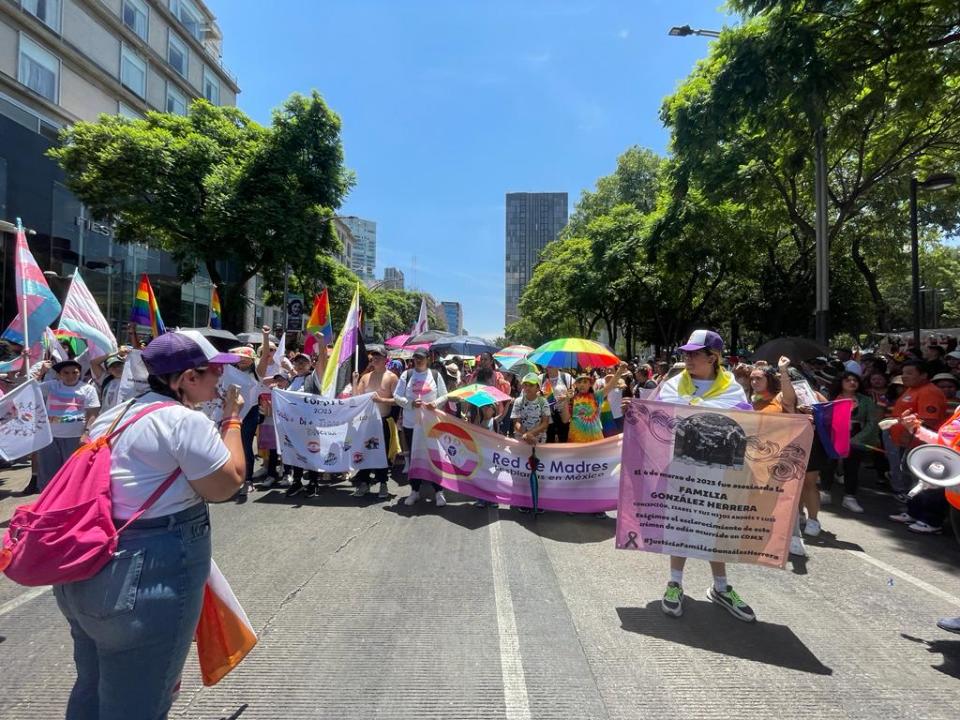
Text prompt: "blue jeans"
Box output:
[[53, 503, 212, 720], [241, 406, 261, 482], [881, 429, 909, 493]]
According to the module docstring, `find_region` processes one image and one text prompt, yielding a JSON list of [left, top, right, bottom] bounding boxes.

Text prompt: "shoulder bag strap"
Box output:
[[112, 467, 184, 535], [106, 401, 179, 442]]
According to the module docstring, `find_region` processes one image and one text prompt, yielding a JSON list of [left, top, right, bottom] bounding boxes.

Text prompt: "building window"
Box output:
[[166, 84, 187, 115], [122, 0, 148, 40], [22, 0, 61, 33], [171, 0, 203, 40], [118, 102, 143, 119], [120, 44, 146, 97], [202, 67, 219, 104], [18, 34, 59, 102], [167, 32, 188, 77]]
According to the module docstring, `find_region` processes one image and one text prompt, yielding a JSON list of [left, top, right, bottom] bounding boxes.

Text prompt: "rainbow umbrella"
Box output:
[[447, 383, 512, 407], [528, 338, 618, 369], [53, 329, 87, 356], [499, 358, 539, 377], [494, 345, 533, 370]]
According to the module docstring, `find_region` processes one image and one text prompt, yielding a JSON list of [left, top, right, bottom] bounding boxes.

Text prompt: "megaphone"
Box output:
[[905, 444, 960, 488]]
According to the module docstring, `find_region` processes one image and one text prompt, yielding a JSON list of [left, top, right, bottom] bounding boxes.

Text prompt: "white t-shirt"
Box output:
[[394, 368, 448, 428], [88, 393, 231, 519], [41, 379, 101, 438]]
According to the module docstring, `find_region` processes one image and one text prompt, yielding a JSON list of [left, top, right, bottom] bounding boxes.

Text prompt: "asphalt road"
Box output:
[[0, 461, 958, 719]]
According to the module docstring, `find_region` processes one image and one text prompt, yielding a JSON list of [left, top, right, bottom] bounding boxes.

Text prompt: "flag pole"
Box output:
[[16, 217, 28, 357], [354, 283, 360, 375]]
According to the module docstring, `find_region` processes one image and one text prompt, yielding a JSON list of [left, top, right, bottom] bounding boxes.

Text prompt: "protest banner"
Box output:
[[616, 399, 813, 568], [0, 380, 52, 461], [197, 365, 259, 423], [409, 408, 620, 511], [271, 389, 386, 473]]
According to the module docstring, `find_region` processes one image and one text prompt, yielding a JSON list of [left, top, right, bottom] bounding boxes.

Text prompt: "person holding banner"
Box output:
[[652, 330, 756, 622], [351, 345, 398, 499], [52, 330, 245, 720], [394, 348, 449, 507]]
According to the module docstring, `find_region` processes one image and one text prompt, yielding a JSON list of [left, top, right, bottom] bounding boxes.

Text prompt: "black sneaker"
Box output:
[[235, 490, 248, 504], [286, 482, 305, 498], [306, 484, 321, 498], [661, 582, 684, 617], [707, 585, 756, 622], [22, 475, 39, 495]]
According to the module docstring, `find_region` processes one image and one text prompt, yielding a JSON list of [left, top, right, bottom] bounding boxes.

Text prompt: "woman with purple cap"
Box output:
[[652, 329, 757, 623], [52, 330, 246, 719]]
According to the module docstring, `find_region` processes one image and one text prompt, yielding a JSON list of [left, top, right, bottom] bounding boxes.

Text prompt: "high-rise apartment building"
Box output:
[[383, 266, 404, 290], [504, 192, 568, 327], [441, 301, 462, 336], [332, 217, 354, 268], [0, 0, 245, 335], [341, 215, 376, 282]]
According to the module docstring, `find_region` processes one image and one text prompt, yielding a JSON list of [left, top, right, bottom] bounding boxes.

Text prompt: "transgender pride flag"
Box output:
[[1, 224, 61, 349], [58, 271, 117, 357]]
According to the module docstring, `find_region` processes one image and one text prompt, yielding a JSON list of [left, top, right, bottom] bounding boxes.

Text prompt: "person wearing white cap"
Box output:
[[654, 330, 757, 623]]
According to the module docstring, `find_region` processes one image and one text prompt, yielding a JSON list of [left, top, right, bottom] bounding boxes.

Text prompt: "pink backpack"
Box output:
[[1, 401, 182, 587]]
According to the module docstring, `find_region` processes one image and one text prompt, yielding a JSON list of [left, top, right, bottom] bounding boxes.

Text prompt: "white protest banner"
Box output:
[[410, 408, 620, 511], [271, 389, 386, 473], [0, 379, 53, 460], [117, 349, 150, 403], [197, 365, 259, 422]]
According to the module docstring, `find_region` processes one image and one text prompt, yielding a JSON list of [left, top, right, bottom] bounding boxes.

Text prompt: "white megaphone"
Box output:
[[905, 444, 960, 489]]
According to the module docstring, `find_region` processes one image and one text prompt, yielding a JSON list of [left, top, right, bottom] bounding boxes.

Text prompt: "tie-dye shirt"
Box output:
[[41, 380, 100, 438]]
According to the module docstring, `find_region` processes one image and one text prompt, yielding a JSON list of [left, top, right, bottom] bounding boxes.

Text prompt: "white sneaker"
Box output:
[[279, 474, 292, 488], [435, 491, 447, 507], [841, 495, 864, 513], [819, 491, 832, 506], [889, 512, 915, 523], [804, 518, 822, 537], [908, 521, 942, 534], [261, 475, 277, 489], [789, 535, 808, 557], [404, 491, 420, 506], [252, 467, 268, 480]]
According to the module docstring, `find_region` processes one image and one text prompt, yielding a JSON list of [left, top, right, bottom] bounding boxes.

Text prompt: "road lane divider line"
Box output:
[[845, 549, 960, 608], [488, 507, 532, 720], [0, 586, 50, 617]]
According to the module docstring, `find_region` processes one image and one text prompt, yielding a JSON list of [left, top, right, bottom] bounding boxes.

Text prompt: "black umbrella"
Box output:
[[407, 330, 453, 345], [236, 331, 279, 346], [752, 337, 831, 364], [431, 335, 501, 356], [184, 327, 240, 352]]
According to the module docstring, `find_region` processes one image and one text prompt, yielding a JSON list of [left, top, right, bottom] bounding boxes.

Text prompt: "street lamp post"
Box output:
[[910, 173, 956, 349]]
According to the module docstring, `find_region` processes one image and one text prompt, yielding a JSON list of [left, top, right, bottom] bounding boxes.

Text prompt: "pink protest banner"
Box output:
[[410, 408, 620, 511], [616, 399, 814, 568]]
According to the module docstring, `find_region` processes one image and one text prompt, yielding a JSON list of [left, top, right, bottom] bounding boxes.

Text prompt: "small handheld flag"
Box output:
[[209, 287, 222, 329], [130, 273, 166, 337]]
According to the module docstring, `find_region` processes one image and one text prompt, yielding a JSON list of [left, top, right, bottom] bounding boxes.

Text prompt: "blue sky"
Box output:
[[213, 1, 732, 338]]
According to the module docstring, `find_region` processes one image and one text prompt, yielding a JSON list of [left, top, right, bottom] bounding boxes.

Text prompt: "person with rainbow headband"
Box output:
[[652, 329, 757, 622], [891, 405, 960, 635]]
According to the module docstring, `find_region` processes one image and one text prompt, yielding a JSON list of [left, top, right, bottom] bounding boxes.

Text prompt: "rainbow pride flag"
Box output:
[[130, 273, 166, 337], [306, 289, 333, 345], [209, 287, 222, 329], [812, 398, 854, 459]]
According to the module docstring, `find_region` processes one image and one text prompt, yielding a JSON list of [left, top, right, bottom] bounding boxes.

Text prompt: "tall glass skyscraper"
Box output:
[[504, 192, 568, 327]]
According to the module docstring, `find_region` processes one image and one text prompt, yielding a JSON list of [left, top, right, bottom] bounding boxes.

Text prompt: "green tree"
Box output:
[[49, 92, 354, 327]]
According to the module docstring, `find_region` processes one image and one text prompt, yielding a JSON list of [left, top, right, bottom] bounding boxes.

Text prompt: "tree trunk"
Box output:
[[850, 234, 890, 332]]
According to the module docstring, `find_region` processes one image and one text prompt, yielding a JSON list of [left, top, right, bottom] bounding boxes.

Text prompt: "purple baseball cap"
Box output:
[[141, 330, 241, 375], [679, 329, 725, 353]]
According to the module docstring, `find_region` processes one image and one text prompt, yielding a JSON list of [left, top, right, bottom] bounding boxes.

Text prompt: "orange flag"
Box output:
[[195, 560, 257, 686]]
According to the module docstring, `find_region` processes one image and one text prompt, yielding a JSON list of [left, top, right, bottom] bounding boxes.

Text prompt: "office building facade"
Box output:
[[441, 301, 462, 336], [383, 266, 404, 290], [0, 0, 246, 336], [504, 191, 567, 327], [342, 215, 376, 282]]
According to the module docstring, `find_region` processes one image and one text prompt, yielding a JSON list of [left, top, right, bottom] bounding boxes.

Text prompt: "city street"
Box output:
[[0, 463, 958, 720]]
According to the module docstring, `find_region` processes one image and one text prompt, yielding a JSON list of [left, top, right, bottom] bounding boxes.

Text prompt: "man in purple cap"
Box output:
[[652, 329, 757, 623]]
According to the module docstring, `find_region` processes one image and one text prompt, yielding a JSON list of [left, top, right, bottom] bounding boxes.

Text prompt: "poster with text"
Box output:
[[616, 399, 813, 567]]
